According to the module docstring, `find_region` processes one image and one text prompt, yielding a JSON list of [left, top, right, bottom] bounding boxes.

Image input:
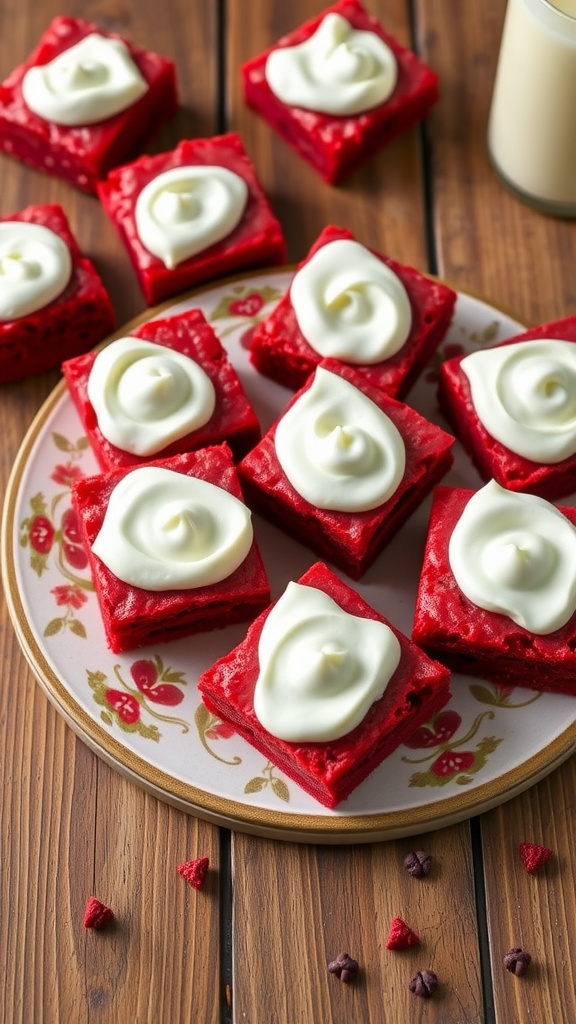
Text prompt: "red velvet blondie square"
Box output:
[[63, 307, 261, 471], [0, 203, 115, 384], [97, 133, 286, 305], [249, 225, 456, 397], [71, 445, 270, 653], [242, 0, 439, 184], [412, 484, 576, 696], [198, 561, 452, 808], [439, 316, 576, 501], [0, 17, 178, 193], [238, 359, 454, 579]]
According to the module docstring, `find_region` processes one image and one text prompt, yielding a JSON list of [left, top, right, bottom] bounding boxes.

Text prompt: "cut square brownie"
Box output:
[[71, 445, 270, 653], [0, 203, 115, 384], [439, 315, 576, 501], [242, 0, 439, 184], [63, 307, 261, 470], [249, 225, 456, 397], [198, 560, 452, 808], [238, 359, 454, 579], [412, 481, 576, 696], [0, 16, 178, 193], [97, 133, 286, 305]]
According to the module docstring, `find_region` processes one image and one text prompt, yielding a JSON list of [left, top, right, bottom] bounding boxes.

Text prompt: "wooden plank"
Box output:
[[420, 2, 576, 1022], [0, 1, 223, 1021], [481, 768, 576, 1024], [227, 1, 483, 1020]]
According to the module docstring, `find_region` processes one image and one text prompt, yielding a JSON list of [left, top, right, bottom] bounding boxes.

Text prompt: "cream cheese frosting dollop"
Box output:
[[134, 165, 248, 269], [253, 582, 401, 742], [21, 33, 148, 126], [290, 239, 412, 364], [274, 367, 405, 511], [87, 336, 216, 456], [91, 466, 253, 590], [461, 339, 576, 463], [265, 12, 398, 116], [0, 221, 72, 320], [448, 479, 576, 634]]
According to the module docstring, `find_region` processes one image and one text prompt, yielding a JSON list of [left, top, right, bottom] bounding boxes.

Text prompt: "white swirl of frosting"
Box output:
[[0, 221, 72, 321], [461, 339, 576, 463], [274, 367, 405, 511], [91, 466, 253, 590], [21, 33, 148, 126], [265, 12, 398, 116], [290, 239, 412, 365], [87, 336, 216, 456], [448, 479, 576, 634], [253, 581, 401, 742], [134, 165, 248, 269]]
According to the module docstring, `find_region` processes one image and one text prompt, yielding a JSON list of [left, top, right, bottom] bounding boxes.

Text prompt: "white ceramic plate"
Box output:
[[4, 270, 576, 843]]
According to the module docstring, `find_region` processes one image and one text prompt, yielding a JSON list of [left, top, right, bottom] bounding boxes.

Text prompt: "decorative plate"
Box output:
[[3, 270, 576, 843]]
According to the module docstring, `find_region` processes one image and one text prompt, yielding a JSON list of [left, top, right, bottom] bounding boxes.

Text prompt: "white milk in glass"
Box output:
[[488, 0, 576, 215]]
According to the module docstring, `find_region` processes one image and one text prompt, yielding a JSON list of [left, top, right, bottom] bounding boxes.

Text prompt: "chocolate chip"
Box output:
[[404, 850, 433, 878], [504, 948, 532, 976], [328, 952, 359, 983], [409, 970, 438, 998]]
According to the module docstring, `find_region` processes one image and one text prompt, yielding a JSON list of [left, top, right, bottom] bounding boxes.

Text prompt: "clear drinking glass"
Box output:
[[487, 0, 576, 216]]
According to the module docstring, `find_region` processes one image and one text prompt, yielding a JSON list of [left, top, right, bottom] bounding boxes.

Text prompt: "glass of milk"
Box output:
[[487, 0, 576, 216]]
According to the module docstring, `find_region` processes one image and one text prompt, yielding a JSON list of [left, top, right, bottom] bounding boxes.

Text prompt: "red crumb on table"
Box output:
[[386, 917, 420, 950], [177, 857, 210, 890], [83, 896, 115, 929], [519, 842, 553, 874]]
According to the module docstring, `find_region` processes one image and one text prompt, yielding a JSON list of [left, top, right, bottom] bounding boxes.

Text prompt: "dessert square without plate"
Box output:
[[97, 133, 286, 305], [0, 16, 178, 193], [71, 445, 270, 653], [0, 203, 115, 384], [63, 308, 261, 470], [198, 560, 452, 808], [239, 358, 454, 579], [242, 0, 439, 183]]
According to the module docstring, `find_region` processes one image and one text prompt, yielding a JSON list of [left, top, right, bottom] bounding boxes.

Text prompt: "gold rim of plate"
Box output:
[[3, 270, 576, 843]]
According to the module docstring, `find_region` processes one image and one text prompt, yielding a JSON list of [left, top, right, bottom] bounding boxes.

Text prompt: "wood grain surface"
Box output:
[[1, 1, 575, 1022]]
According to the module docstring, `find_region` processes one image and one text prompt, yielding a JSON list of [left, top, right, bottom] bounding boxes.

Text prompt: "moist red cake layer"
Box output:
[[63, 308, 261, 470], [238, 358, 454, 579], [198, 561, 451, 808], [71, 445, 270, 653], [97, 133, 286, 305], [249, 225, 456, 397], [412, 485, 576, 695], [0, 204, 115, 384], [439, 316, 576, 501], [242, 0, 439, 184], [0, 16, 178, 193]]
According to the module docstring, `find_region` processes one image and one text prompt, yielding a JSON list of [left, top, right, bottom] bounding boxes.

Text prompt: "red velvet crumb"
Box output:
[[177, 857, 210, 890]]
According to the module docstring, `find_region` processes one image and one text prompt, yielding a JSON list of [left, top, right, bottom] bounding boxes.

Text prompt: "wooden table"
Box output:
[[2, 2, 576, 1021]]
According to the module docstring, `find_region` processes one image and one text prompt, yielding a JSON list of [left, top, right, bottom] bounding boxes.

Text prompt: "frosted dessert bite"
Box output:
[[198, 560, 452, 808], [0, 203, 114, 384], [249, 225, 456, 397], [97, 133, 286, 305], [63, 308, 260, 470], [412, 480, 576, 696], [71, 445, 270, 653], [242, 0, 439, 183], [0, 16, 177, 192], [439, 315, 576, 500], [239, 359, 454, 578]]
